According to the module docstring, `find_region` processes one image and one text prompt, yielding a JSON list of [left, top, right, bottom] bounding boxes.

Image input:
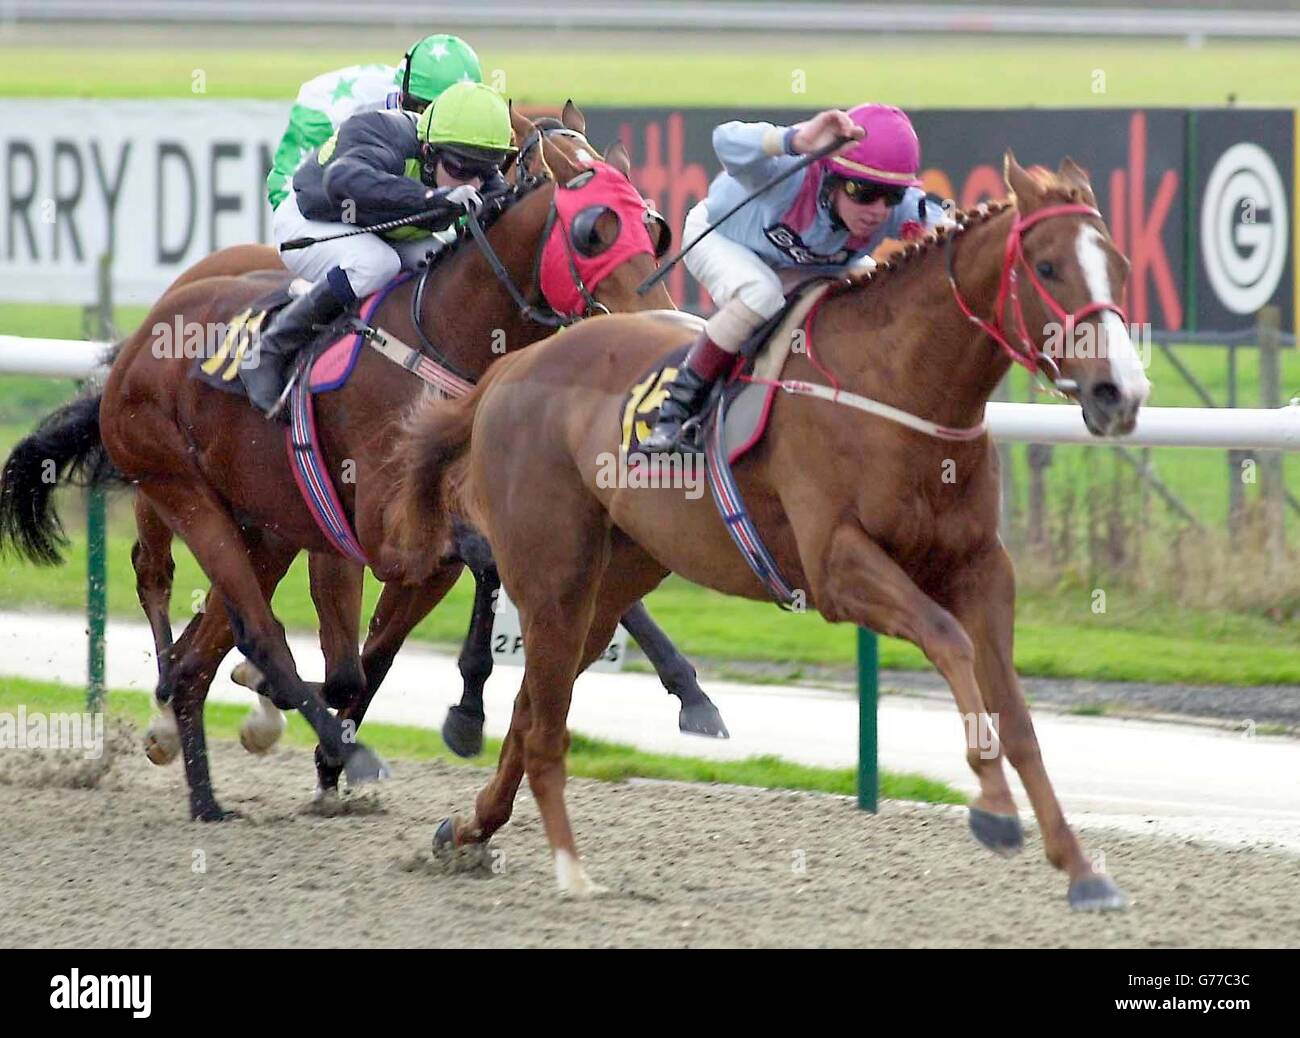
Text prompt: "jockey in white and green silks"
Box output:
[[265, 33, 482, 211]]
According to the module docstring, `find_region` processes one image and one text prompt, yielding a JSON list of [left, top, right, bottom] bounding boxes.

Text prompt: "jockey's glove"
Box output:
[[444, 185, 483, 212]]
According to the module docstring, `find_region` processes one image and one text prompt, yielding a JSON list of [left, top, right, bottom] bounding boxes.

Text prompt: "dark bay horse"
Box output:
[[391, 155, 1150, 909], [0, 109, 711, 821], [124, 104, 725, 773]]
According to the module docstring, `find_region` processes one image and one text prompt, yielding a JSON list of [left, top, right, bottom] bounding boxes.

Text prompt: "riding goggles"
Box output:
[[841, 179, 907, 207]]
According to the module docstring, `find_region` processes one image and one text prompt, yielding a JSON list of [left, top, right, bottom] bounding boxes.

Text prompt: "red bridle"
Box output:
[[947, 202, 1129, 393]]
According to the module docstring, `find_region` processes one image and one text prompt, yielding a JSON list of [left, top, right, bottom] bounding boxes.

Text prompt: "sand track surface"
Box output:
[[1, 736, 1297, 948]]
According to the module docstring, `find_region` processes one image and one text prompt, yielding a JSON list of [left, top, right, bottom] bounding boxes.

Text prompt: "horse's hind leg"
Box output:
[[154, 534, 296, 819], [143, 480, 387, 792], [438, 531, 668, 896], [618, 601, 728, 739], [950, 546, 1126, 911], [132, 495, 176, 677]]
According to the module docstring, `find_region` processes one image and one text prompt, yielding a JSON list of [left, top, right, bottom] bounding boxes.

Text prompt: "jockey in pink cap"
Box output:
[[639, 103, 949, 454]]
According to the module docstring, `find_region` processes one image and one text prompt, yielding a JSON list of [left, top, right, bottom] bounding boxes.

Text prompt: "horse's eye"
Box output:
[[571, 205, 618, 258], [1036, 260, 1056, 279]]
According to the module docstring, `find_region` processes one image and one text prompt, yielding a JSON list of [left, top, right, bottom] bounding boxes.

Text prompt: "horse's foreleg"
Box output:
[[310, 553, 366, 711], [442, 522, 499, 757], [618, 600, 728, 739], [818, 523, 1015, 839], [949, 546, 1127, 911], [312, 560, 466, 793]]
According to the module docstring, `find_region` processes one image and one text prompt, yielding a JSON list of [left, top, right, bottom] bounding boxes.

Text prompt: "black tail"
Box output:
[[0, 391, 123, 565]]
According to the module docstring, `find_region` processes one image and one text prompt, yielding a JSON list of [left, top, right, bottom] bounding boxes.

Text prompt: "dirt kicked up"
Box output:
[[1, 735, 1297, 948]]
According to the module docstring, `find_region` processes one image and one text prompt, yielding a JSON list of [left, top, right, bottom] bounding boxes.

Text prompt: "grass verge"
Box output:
[[0, 676, 967, 805]]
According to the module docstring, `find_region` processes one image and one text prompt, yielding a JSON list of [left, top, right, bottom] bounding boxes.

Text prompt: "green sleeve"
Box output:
[[266, 102, 337, 210]]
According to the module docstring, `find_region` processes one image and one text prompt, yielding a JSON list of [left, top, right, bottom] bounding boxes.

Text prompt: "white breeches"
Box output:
[[272, 191, 448, 298]]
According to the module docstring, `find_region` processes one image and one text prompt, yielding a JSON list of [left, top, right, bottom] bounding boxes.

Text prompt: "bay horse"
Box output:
[[391, 155, 1150, 909], [124, 104, 725, 771], [0, 109, 709, 821]]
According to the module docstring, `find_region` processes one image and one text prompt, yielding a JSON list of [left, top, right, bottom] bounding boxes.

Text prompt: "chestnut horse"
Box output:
[[392, 156, 1150, 909], [124, 105, 724, 775], [0, 111, 695, 821]]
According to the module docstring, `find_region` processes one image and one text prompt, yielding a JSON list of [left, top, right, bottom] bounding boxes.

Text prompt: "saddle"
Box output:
[[618, 278, 837, 462]]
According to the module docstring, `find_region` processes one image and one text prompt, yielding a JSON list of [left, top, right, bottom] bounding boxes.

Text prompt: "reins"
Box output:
[[742, 202, 1126, 442]]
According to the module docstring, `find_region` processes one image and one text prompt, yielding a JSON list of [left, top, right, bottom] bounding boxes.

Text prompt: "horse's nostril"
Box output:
[[1091, 381, 1121, 407]]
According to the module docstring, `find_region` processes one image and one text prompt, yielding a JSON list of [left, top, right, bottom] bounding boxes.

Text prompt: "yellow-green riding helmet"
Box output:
[[417, 81, 513, 167]]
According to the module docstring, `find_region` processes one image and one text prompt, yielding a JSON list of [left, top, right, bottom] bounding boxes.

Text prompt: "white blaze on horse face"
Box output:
[[1075, 226, 1151, 404]]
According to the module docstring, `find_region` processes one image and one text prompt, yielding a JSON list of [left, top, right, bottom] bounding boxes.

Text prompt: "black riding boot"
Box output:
[[636, 333, 733, 455], [240, 275, 349, 418]]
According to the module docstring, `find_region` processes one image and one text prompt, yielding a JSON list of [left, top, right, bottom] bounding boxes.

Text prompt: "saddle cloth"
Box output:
[[190, 274, 412, 398]]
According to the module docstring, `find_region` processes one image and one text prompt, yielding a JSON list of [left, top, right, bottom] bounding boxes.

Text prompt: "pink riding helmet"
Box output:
[[824, 103, 923, 187]]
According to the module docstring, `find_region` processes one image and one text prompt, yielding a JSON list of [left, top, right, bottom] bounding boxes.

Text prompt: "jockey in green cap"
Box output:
[[242, 81, 513, 417], [265, 34, 482, 211]]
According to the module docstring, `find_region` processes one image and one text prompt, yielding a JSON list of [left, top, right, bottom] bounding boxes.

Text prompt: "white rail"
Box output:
[[0, 337, 112, 380], [4, 337, 1300, 451]]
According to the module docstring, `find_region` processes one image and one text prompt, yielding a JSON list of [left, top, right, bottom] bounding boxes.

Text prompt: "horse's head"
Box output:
[[505, 103, 673, 316], [999, 152, 1150, 435]]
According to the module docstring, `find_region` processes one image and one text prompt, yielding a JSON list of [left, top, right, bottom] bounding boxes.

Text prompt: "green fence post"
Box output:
[[856, 626, 879, 812], [87, 486, 107, 712], [84, 250, 113, 713]]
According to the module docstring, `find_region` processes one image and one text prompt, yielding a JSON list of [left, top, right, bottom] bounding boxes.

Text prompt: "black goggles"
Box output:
[[439, 152, 499, 183], [841, 179, 907, 207]]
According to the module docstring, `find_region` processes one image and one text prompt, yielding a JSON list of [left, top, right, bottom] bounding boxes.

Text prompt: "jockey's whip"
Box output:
[[278, 185, 513, 251], [636, 134, 854, 295]]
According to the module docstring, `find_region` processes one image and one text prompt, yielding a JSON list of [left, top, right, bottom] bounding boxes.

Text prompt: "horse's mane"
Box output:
[[855, 167, 1093, 285], [852, 199, 1012, 285]]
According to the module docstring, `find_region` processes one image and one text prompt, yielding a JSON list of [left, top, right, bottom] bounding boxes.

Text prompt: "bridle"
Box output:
[[406, 123, 665, 380], [404, 126, 597, 378], [739, 201, 1131, 443], [946, 202, 1129, 398], [459, 125, 619, 327]]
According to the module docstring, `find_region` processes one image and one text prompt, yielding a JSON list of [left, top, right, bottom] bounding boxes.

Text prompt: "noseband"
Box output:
[[946, 202, 1129, 397]]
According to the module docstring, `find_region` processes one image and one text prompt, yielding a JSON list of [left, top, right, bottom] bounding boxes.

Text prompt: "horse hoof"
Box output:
[[968, 806, 1024, 857], [238, 702, 286, 755], [433, 817, 457, 851], [678, 701, 730, 739], [192, 804, 240, 823], [554, 850, 607, 898], [442, 705, 484, 758], [313, 785, 339, 804], [1068, 873, 1129, 912], [230, 660, 265, 692], [430, 817, 492, 872], [343, 743, 390, 787], [142, 713, 180, 766]]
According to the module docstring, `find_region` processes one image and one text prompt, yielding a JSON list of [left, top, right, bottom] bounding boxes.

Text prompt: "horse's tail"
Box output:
[[0, 387, 124, 566], [383, 369, 500, 584]]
